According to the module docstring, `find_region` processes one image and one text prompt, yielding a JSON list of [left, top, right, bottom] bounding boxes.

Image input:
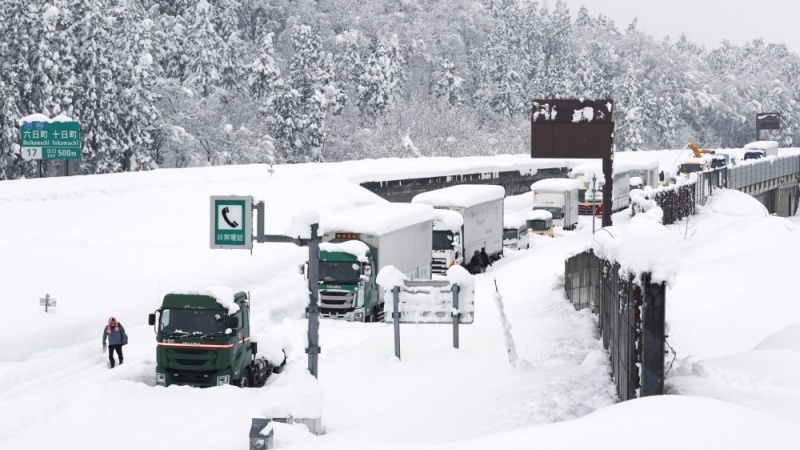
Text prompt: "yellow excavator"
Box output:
[[678, 142, 709, 175]]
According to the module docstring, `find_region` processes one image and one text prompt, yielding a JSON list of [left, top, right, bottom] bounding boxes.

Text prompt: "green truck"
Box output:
[[314, 203, 434, 322], [148, 289, 284, 387]]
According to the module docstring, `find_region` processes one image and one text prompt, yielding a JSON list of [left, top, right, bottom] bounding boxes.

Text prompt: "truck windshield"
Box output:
[[503, 229, 518, 240], [527, 220, 549, 231], [432, 230, 455, 250], [160, 309, 228, 335], [679, 163, 703, 173], [319, 261, 361, 284]]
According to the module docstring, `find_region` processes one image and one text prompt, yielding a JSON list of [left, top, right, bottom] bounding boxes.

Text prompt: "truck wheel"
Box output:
[[236, 367, 251, 388]]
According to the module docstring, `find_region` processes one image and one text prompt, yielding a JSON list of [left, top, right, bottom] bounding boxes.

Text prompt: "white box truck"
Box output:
[[317, 203, 434, 322], [412, 184, 505, 275], [530, 179, 579, 230]]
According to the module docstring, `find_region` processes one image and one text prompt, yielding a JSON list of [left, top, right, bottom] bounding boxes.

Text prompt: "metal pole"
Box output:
[[452, 284, 460, 349], [45, 294, 49, 313], [307, 223, 320, 378], [592, 173, 597, 234], [392, 286, 401, 360], [602, 157, 613, 227]]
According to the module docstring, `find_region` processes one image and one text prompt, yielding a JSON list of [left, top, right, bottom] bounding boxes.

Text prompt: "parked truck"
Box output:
[[503, 212, 530, 250], [525, 209, 554, 237], [575, 171, 631, 215], [316, 202, 434, 322], [530, 179, 579, 230], [147, 288, 285, 388], [411, 184, 505, 274]]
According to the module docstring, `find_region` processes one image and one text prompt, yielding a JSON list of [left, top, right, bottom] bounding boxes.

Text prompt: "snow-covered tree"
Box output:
[[185, 0, 222, 97], [433, 59, 465, 107]]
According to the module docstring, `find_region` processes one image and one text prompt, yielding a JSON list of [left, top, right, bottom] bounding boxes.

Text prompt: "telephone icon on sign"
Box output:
[[221, 207, 239, 228]]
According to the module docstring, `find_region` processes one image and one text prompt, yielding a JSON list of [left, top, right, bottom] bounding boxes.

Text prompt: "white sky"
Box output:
[[565, 0, 800, 53], [2, 151, 800, 449]]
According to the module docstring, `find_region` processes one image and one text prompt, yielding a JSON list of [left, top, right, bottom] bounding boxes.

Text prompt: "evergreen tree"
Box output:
[[73, 0, 123, 174], [271, 80, 304, 162], [334, 30, 363, 93], [247, 33, 281, 101], [358, 36, 394, 123], [185, 0, 222, 97], [433, 59, 465, 107]]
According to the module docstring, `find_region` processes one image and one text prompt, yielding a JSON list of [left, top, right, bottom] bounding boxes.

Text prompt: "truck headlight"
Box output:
[[354, 311, 364, 322], [217, 375, 230, 386], [156, 373, 166, 386]]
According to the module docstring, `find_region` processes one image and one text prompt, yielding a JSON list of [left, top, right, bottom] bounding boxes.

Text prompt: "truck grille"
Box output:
[[168, 369, 217, 385], [166, 348, 217, 369], [431, 258, 449, 274], [320, 290, 354, 309]]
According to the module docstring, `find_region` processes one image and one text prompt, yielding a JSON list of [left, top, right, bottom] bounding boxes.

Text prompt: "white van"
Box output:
[[502, 214, 530, 250]]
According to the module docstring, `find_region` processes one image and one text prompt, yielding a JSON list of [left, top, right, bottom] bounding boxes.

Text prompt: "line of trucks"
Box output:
[[148, 179, 623, 388]]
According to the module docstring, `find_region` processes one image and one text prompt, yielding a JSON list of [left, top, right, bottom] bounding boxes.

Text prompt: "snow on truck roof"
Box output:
[[530, 178, 580, 191], [321, 202, 434, 235], [320, 240, 370, 261], [411, 184, 505, 208], [433, 209, 464, 230], [526, 209, 553, 220], [744, 141, 778, 150], [504, 213, 527, 229]]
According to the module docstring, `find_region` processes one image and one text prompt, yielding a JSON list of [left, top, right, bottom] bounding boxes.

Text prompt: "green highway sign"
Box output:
[[20, 120, 81, 160], [210, 195, 253, 250]]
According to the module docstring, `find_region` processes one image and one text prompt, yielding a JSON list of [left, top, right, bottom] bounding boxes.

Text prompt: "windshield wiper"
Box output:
[[165, 331, 190, 337]]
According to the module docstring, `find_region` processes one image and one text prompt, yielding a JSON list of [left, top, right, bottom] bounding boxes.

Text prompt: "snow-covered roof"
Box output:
[[167, 286, 240, 313], [320, 240, 370, 262], [411, 184, 505, 208], [526, 209, 553, 220], [630, 176, 643, 186], [321, 202, 434, 235], [504, 214, 527, 229], [615, 158, 660, 171], [531, 178, 580, 192], [433, 209, 464, 231], [744, 141, 779, 150]]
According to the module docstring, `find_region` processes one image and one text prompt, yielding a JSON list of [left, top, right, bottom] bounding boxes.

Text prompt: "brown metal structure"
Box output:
[[531, 99, 615, 226], [756, 112, 780, 140]]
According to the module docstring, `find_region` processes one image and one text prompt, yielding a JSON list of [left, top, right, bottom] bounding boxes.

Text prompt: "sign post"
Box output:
[[756, 112, 781, 141], [39, 294, 56, 313]]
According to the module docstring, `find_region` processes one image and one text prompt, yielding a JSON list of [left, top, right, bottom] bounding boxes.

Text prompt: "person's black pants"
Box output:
[[108, 344, 123, 367]]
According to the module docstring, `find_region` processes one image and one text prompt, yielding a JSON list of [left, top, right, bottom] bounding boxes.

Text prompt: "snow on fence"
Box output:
[[564, 250, 666, 402]]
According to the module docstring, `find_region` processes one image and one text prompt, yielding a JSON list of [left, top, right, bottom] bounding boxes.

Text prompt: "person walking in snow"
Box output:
[[468, 250, 482, 274], [102, 317, 128, 368], [479, 247, 492, 273]]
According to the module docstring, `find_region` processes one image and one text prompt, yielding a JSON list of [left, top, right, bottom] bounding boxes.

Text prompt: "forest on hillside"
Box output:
[[1, 0, 798, 180]]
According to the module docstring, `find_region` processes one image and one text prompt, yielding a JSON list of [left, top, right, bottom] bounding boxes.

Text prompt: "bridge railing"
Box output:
[[728, 155, 800, 189]]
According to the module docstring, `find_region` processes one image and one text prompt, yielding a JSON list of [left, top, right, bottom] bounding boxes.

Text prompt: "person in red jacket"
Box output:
[[102, 317, 128, 368]]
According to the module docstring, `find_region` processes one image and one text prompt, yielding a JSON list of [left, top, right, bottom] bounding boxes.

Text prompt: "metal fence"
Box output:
[[728, 155, 800, 189], [565, 250, 666, 402]]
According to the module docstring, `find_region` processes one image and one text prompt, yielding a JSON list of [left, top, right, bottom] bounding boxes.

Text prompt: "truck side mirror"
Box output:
[[228, 316, 240, 329], [148, 313, 155, 326], [251, 342, 258, 355], [363, 264, 372, 277]]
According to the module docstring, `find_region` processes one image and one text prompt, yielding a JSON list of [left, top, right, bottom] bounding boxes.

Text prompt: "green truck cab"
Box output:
[[148, 289, 284, 387], [317, 242, 376, 322]]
